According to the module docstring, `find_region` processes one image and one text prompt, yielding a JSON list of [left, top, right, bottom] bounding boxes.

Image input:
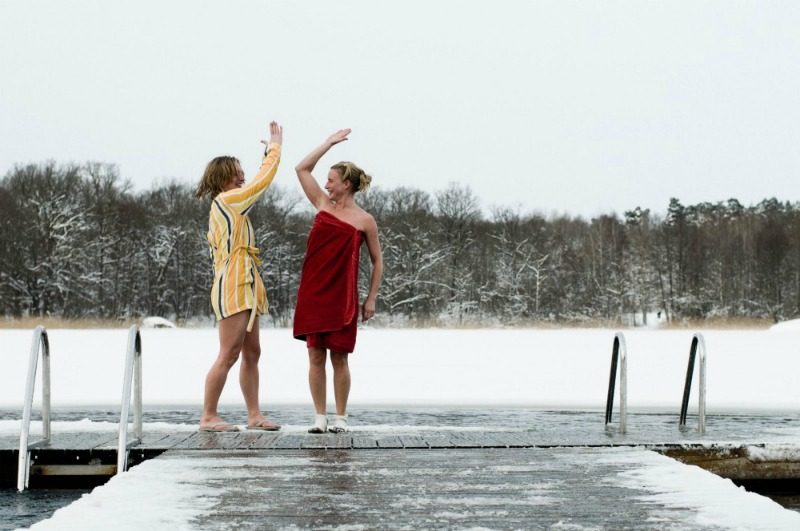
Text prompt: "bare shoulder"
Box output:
[[357, 208, 378, 233]]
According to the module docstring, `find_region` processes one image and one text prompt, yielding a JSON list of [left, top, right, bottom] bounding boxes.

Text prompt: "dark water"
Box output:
[[0, 489, 89, 531], [2, 405, 800, 530]]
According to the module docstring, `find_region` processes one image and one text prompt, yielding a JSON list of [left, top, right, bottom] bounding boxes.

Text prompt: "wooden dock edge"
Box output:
[[659, 445, 800, 493], [4, 443, 800, 492], [0, 448, 165, 489]]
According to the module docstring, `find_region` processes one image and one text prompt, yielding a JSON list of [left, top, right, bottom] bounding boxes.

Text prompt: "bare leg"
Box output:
[[239, 317, 268, 426], [201, 311, 248, 427], [330, 351, 351, 416], [308, 348, 327, 415]]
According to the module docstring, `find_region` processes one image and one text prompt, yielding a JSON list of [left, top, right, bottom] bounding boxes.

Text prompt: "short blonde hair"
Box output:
[[331, 161, 371, 194], [195, 156, 240, 200]]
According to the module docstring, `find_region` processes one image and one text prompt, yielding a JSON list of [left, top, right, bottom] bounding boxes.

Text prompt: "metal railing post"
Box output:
[[679, 333, 706, 433], [17, 326, 51, 491], [604, 332, 627, 434], [117, 325, 142, 474], [134, 333, 142, 440]]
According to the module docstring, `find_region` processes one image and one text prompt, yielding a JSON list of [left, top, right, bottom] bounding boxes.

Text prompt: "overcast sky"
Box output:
[[2, 1, 798, 218]]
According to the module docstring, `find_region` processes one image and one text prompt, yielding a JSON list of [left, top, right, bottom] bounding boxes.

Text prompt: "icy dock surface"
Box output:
[[24, 447, 800, 531]]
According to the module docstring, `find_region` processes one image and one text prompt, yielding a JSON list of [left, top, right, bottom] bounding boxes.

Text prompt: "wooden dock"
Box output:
[[4, 430, 800, 529], [3, 429, 632, 489], [3, 429, 799, 486]]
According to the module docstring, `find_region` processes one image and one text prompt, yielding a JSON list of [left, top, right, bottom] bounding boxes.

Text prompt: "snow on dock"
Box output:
[[20, 446, 800, 531]]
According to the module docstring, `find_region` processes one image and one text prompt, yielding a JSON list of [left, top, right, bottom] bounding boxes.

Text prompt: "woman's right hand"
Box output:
[[325, 128, 351, 146]]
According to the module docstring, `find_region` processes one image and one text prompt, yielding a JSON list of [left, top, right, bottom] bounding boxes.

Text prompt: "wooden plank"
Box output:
[[398, 435, 429, 449], [31, 464, 117, 476], [235, 431, 267, 449], [219, 433, 251, 450], [132, 432, 195, 450], [247, 432, 282, 449], [470, 432, 511, 448], [301, 433, 334, 449], [351, 436, 378, 448], [326, 434, 353, 449], [190, 432, 226, 450], [375, 435, 403, 448], [42, 433, 116, 450], [169, 432, 206, 450], [113, 432, 165, 449], [422, 434, 455, 448], [448, 432, 484, 448], [273, 434, 306, 450], [294, 432, 352, 449], [508, 432, 543, 447]]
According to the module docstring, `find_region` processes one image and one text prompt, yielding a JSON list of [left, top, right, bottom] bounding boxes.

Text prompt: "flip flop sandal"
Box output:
[[199, 422, 240, 432], [247, 420, 281, 431]]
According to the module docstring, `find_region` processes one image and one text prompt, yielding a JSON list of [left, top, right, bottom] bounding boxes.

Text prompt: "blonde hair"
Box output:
[[331, 161, 371, 194], [195, 156, 240, 200]]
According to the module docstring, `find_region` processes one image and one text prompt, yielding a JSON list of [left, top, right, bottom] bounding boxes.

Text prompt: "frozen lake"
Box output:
[[3, 327, 800, 530], [1, 327, 799, 410]]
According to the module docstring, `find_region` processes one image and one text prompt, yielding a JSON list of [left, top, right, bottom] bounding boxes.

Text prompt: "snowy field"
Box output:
[[1, 326, 798, 411]]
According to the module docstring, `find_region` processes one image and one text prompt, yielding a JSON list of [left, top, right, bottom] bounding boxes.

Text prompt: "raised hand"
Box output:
[[325, 128, 351, 146], [260, 121, 283, 148]]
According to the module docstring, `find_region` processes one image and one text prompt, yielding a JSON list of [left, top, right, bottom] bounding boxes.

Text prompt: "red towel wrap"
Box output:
[[294, 211, 364, 349]]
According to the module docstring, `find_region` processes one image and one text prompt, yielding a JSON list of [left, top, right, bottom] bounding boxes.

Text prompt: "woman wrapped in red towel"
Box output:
[[294, 129, 383, 433]]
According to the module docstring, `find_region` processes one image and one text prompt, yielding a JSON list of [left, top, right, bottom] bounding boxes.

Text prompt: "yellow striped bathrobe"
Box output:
[[208, 143, 281, 331]]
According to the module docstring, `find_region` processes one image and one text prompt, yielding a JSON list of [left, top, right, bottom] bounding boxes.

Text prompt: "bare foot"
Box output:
[[199, 416, 238, 431], [247, 416, 281, 431]]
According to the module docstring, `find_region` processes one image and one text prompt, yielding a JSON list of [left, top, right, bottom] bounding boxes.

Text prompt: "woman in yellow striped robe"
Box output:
[[194, 121, 283, 432]]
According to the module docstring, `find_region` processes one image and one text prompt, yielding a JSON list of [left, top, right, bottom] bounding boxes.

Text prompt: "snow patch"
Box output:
[[603, 448, 800, 530], [22, 457, 216, 530], [141, 316, 176, 328], [746, 444, 800, 462], [769, 319, 800, 331]]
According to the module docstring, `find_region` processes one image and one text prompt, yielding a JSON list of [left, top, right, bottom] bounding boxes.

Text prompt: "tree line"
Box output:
[[1, 161, 798, 326]]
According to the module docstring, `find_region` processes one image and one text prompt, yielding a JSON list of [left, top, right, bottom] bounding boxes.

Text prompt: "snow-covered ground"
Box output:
[[770, 318, 800, 331], [1, 327, 799, 410]]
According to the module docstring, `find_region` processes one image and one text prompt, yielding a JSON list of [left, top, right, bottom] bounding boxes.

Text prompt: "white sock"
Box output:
[[309, 414, 327, 433], [330, 414, 348, 432]]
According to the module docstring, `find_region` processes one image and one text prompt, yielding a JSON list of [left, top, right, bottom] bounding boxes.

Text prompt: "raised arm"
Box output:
[[220, 121, 283, 214], [361, 215, 383, 322], [295, 129, 351, 210]]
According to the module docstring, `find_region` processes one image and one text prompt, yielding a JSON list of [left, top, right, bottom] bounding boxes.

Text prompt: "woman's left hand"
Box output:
[[361, 299, 376, 322], [260, 120, 283, 147]]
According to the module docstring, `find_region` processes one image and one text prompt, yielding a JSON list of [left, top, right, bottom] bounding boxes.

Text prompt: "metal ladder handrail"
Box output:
[[679, 333, 706, 433], [117, 325, 142, 474], [604, 332, 627, 434], [17, 325, 51, 491]]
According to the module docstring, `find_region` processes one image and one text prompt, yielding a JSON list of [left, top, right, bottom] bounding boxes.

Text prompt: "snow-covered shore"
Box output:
[[1, 327, 798, 410]]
